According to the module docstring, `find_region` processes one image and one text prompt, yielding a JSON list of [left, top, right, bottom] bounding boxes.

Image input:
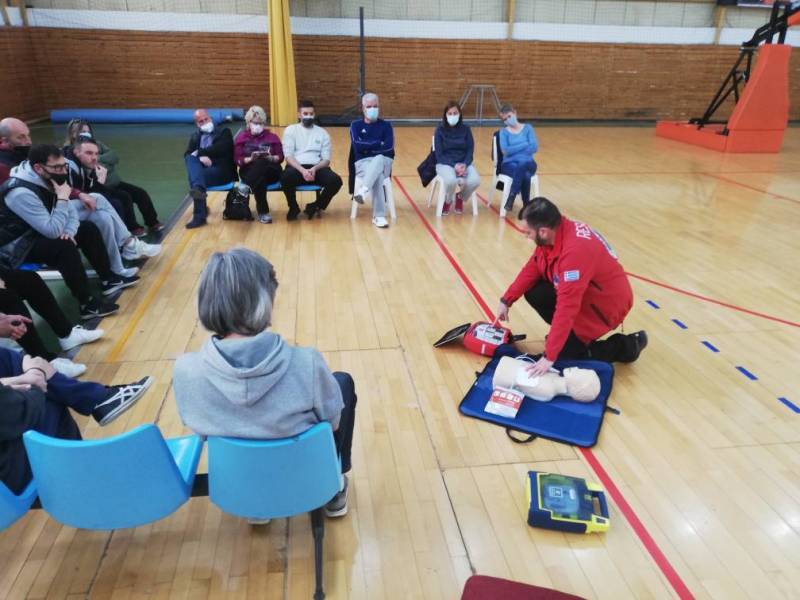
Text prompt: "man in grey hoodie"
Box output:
[[173, 248, 356, 519], [0, 144, 119, 320]]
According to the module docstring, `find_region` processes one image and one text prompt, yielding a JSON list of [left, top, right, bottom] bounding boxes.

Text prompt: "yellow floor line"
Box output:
[[105, 229, 195, 362]]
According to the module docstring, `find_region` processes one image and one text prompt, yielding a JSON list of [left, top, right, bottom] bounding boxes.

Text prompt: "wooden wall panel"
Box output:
[[2, 27, 799, 122]]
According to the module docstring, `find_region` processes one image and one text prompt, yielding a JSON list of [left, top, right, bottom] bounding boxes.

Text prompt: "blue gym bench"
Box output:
[[3, 422, 341, 600]]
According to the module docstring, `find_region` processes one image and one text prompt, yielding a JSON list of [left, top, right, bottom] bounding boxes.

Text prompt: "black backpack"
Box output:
[[222, 183, 253, 221]]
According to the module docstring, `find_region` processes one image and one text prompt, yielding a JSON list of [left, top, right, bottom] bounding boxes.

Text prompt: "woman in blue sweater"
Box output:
[[434, 101, 481, 215], [497, 103, 538, 212]]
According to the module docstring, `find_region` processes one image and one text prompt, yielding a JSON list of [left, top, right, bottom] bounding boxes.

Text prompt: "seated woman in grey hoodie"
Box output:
[[173, 247, 355, 518]]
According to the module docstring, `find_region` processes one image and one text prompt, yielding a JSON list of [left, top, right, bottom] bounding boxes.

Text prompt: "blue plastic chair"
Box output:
[[0, 480, 37, 531], [23, 425, 203, 530], [207, 422, 341, 600], [207, 182, 235, 192]]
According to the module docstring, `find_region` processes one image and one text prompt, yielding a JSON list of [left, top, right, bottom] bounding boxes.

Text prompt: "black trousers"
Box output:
[[280, 165, 343, 211], [111, 180, 159, 228], [239, 160, 282, 215], [331, 371, 357, 474], [0, 269, 73, 360], [25, 222, 111, 304], [524, 280, 637, 362], [93, 182, 137, 231]]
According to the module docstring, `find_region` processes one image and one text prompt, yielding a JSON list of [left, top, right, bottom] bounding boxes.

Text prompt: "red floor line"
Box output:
[[702, 172, 800, 206], [394, 176, 696, 600], [473, 192, 800, 329]]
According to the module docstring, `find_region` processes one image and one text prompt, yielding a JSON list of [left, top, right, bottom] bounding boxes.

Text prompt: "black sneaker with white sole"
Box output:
[[101, 274, 139, 296], [324, 474, 349, 518], [92, 376, 153, 426], [80, 297, 119, 320]]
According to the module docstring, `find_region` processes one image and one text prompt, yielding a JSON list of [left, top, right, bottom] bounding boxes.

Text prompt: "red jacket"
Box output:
[[502, 217, 633, 361]]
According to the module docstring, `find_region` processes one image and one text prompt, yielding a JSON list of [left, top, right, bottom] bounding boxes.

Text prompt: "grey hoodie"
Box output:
[[4, 161, 79, 239], [173, 330, 343, 439]]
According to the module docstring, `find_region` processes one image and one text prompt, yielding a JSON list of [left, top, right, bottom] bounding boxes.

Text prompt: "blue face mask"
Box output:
[[365, 107, 379, 121], [504, 115, 518, 127], [446, 114, 460, 126]]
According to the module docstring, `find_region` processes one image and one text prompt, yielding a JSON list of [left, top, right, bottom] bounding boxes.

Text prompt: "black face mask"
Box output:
[[47, 172, 69, 185], [12, 145, 30, 160], [301, 117, 315, 127]]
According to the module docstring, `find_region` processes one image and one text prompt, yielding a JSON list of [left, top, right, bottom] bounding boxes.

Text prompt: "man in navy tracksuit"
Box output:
[[349, 93, 394, 228]]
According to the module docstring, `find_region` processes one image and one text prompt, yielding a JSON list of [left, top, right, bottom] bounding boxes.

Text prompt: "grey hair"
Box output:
[[198, 247, 279, 337], [361, 92, 379, 107]]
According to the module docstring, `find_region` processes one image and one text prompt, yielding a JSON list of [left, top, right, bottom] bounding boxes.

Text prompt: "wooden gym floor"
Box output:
[[1, 125, 799, 600]]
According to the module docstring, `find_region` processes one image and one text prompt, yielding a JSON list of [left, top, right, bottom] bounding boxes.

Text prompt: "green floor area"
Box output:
[[22, 122, 238, 356]]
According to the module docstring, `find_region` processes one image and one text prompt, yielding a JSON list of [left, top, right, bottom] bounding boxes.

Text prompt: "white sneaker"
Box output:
[[122, 238, 161, 260], [114, 266, 139, 278], [372, 216, 389, 228], [353, 186, 370, 204], [247, 518, 272, 525], [50, 357, 87, 378], [59, 325, 104, 351]]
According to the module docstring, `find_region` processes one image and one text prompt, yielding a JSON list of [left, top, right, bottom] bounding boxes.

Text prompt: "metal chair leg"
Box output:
[[311, 508, 325, 600]]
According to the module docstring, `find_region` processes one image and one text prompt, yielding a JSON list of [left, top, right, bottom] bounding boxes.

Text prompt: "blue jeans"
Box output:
[[500, 159, 537, 204], [331, 372, 356, 474], [1, 347, 105, 431], [185, 155, 230, 190]]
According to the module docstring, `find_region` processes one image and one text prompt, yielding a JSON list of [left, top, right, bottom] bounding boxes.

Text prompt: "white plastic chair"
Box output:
[[488, 132, 540, 218], [426, 135, 479, 217], [350, 176, 397, 220]]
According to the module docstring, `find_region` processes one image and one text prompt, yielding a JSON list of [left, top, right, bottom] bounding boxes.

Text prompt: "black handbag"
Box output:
[[416, 150, 437, 188]]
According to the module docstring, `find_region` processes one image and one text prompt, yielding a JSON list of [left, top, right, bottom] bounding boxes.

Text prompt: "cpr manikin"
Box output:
[[492, 356, 601, 402]]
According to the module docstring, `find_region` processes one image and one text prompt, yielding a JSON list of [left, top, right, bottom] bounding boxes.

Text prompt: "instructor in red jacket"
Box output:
[[496, 198, 647, 376]]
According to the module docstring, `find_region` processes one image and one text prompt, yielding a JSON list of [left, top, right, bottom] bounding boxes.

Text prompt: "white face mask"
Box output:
[[199, 122, 214, 133], [250, 124, 264, 135], [446, 114, 460, 126]]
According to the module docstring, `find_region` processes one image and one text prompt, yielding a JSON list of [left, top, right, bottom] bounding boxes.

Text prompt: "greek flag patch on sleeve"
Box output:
[[563, 270, 580, 282]]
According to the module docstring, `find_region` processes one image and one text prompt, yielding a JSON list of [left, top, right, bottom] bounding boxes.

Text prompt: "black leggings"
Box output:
[[239, 160, 282, 215], [524, 280, 638, 362], [0, 269, 73, 360], [111, 180, 159, 228]]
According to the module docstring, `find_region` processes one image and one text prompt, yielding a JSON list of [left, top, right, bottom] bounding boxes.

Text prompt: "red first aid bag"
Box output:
[[433, 321, 527, 357]]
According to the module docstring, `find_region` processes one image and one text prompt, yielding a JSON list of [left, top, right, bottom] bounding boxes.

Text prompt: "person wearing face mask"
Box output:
[[234, 105, 284, 224], [0, 117, 33, 185], [349, 92, 395, 229], [496, 198, 647, 376], [497, 104, 539, 213], [64, 119, 163, 236], [183, 109, 236, 229], [66, 138, 160, 283], [434, 101, 481, 215], [280, 100, 343, 220], [0, 144, 120, 320]]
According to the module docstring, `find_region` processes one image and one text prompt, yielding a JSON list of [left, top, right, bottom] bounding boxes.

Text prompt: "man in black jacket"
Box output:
[[183, 109, 236, 229], [0, 345, 152, 495]]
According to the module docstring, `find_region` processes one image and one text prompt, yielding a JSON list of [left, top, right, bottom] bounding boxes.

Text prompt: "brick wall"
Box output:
[[0, 29, 46, 121], [3, 27, 799, 122]]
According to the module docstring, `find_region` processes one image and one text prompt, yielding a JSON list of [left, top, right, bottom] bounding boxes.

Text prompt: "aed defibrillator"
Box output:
[[526, 471, 610, 534], [433, 321, 526, 357]]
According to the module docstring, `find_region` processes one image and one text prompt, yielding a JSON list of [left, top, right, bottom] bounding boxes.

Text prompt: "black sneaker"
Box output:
[[287, 207, 301, 221], [80, 297, 119, 320], [101, 274, 139, 296], [93, 376, 153, 426], [304, 203, 320, 219], [324, 475, 348, 518], [623, 330, 648, 362]]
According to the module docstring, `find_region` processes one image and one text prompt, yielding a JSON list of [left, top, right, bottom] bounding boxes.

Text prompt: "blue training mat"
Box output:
[[459, 345, 615, 448]]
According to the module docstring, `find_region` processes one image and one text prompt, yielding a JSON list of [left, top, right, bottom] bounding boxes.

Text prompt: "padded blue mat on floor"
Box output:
[[459, 345, 615, 448]]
